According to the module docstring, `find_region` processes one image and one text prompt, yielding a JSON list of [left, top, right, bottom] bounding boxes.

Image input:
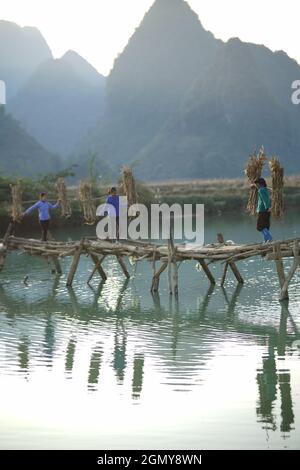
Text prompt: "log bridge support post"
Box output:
[[43, 232, 62, 275], [87, 253, 107, 284], [274, 241, 300, 302], [151, 261, 168, 293], [168, 237, 178, 296], [116, 255, 130, 279], [0, 222, 14, 272], [217, 233, 244, 286], [66, 239, 85, 287], [196, 258, 216, 285], [51, 256, 62, 275]]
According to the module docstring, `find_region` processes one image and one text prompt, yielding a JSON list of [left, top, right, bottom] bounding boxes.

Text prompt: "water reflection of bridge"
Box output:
[[0, 282, 299, 437]]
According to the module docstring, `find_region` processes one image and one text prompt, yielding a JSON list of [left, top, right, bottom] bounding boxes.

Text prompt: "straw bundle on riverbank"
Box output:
[[79, 181, 96, 225], [10, 181, 23, 222], [121, 167, 138, 207], [245, 148, 267, 215], [269, 157, 284, 219], [56, 177, 72, 218]]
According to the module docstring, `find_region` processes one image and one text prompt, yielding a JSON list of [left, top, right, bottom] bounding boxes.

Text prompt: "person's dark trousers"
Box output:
[[256, 210, 271, 232], [116, 216, 119, 240], [256, 211, 272, 242], [40, 219, 50, 241]]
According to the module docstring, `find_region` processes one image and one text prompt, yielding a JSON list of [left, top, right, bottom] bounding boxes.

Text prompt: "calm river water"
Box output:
[[0, 214, 299, 449]]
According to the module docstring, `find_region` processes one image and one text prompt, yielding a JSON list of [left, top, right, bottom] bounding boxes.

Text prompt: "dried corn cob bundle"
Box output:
[[269, 157, 284, 219], [245, 147, 267, 215], [56, 177, 72, 218], [10, 180, 23, 222], [79, 181, 96, 225]]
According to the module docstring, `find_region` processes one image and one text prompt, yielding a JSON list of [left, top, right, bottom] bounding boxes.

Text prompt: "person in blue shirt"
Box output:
[[105, 187, 120, 240], [22, 192, 60, 241], [254, 178, 273, 243]]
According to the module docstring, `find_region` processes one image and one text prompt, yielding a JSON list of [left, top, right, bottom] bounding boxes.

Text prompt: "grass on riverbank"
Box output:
[[148, 176, 300, 215]]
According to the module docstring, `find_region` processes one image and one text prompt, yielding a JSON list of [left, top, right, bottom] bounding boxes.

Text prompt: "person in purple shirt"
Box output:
[[105, 187, 120, 240], [22, 192, 60, 241]]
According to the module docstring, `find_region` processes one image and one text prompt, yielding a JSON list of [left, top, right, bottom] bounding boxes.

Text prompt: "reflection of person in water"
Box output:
[[256, 342, 278, 431], [65, 338, 76, 376], [88, 344, 102, 391], [132, 354, 144, 400], [113, 321, 127, 382], [256, 307, 295, 437], [44, 314, 55, 367], [279, 372, 294, 434], [18, 336, 30, 376]]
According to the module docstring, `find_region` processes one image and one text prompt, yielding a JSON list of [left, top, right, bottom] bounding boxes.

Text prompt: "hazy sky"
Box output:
[[0, 0, 299, 75]]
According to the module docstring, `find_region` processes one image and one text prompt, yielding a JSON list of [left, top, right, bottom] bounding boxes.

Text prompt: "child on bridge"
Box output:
[[22, 192, 60, 241]]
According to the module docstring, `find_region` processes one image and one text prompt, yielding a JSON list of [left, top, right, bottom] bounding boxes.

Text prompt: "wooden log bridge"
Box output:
[[0, 234, 300, 301]]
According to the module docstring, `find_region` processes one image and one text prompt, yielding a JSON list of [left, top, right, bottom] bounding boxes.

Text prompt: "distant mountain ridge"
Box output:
[[8, 54, 106, 156], [62, 50, 106, 87], [134, 38, 300, 179], [75, 0, 300, 180], [0, 20, 52, 100], [76, 0, 222, 170], [0, 20, 106, 162], [0, 105, 61, 177]]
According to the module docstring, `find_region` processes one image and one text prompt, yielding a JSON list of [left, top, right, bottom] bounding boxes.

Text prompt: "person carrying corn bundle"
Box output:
[[253, 178, 273, 243], [22, 192, 60, 241]]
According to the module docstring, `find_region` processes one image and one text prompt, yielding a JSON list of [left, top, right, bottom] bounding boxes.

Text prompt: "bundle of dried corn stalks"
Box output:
[[269, 157, 284, 219], [10, 181, 23, 222], [121, 166, 138, 207], [245, 147, 267, 215], [56, 177, 72, 218], [79, 181, 96, 225]]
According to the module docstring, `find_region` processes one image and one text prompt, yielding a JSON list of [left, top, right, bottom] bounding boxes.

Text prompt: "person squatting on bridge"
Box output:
[[254, 178, 273, 243], [22, 192, 60, 241]]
